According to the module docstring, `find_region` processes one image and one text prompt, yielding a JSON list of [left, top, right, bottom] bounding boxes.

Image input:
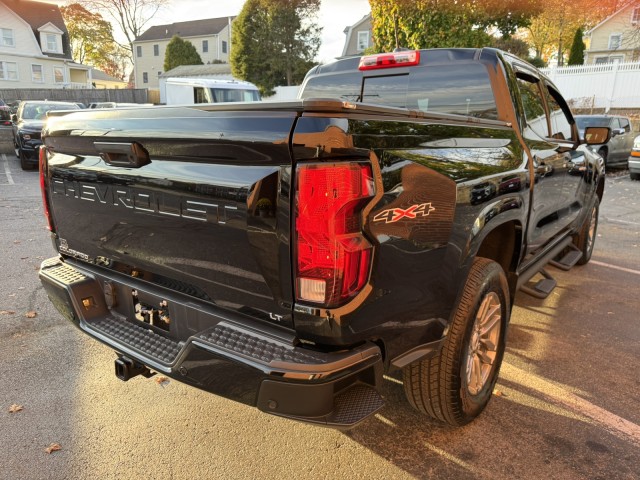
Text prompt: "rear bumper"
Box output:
[[39, 257, 384, 428]]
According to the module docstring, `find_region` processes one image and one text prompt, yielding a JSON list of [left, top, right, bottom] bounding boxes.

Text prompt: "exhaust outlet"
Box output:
[[115, 356, 154, 381]]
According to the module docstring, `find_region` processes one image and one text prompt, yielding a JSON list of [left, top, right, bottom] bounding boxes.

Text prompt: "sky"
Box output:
[[48, 0, 371, 63]]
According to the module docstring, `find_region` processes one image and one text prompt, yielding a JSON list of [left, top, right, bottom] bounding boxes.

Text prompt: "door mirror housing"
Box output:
[[583, 127, 611, 145]]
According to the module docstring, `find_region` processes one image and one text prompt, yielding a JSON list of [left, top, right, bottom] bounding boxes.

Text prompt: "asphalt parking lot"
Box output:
[[1, 128, 639, 480]]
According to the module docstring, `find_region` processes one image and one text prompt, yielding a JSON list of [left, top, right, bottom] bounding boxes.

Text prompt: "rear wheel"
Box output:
[[631, 172, 640, 181], [573, 197, 599, 265], [402, 257, 509, 426]]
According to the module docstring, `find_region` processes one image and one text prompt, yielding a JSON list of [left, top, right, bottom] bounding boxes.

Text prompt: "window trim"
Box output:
[[357, 31, 370, 52], [142, 72, 148, 84], [203, 40, 208, 53], [153, 44, 159, 56], [1, 28, 15, 47], [221, 40, 227, 54], [53, 66, 65, 84], [0, 61, 19, 81], [136, 45, 142, 58], [608, 33, 622, 50], [31, 64, 44, 83]]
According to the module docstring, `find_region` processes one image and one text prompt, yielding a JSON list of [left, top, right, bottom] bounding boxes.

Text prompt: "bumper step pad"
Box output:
[[198, 324, 328, 366], [90, 316, 182, 365]]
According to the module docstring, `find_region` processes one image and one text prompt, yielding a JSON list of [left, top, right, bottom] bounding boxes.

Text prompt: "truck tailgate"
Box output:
[[43, 106, 297, 329]]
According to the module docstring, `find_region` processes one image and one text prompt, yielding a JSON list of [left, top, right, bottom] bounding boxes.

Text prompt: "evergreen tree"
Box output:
[[568, 28, 585, 65], [231, 0, 321, 96], [164, 36, 203, 72]]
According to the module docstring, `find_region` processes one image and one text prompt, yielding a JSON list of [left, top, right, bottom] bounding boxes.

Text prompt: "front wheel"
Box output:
[[631, 172, 640, 181], [573, 197, 599, 265], [403, 258, 509, 426]]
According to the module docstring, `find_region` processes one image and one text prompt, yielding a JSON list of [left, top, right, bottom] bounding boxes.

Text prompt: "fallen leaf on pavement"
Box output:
[[155, 376, 170, 387], [25, 311, 38, 318], [493, 389, 504, 397], [9, 404, 23, 413], [1, 310, 16, 315], [45, 443, 62, 454]]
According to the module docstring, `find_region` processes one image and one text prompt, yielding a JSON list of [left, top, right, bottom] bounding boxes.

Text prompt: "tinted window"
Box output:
[[544, 85, 573, 141], [575, 116, 609, 129], [610, 117, 621, 129], [21, 102, 79, 119], [516, 77, 547, 139], [301, 72, 362, 102], [619, 117, 630, 132], [301, 63, 498, 119]]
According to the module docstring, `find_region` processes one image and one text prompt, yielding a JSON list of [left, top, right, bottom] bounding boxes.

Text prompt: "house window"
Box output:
[[0, 61, 18, 80], [222, 40, 227, 54], [32, 64, 44, 83], [53, 66, 64, 83], [158, 71, 162, 76], [357, 31, 370, 52], [633, 7, 640, 25], [608, 33, 622, 50], [136, 45, 142, 57], [46, 33, 59, 52], [143, 72, 148, 84], [1, 28, 14, 47], [594, 57, 609, 64], [203, 40, 208, 53], [154, 44, 159, 56]]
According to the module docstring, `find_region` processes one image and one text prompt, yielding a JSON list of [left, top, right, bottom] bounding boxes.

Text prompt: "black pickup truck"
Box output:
[[39, 48, 607, 429]]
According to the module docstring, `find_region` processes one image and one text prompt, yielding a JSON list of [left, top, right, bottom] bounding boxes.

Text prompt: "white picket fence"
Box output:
[[539, 62, 640, 112]]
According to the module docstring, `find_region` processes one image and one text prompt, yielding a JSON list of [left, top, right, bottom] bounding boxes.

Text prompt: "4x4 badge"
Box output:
[[373, 203, 435, 224]]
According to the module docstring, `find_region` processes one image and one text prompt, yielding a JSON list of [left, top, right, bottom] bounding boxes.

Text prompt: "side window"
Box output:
[[544, 85, 573, 141], [610, 118, 621, 130], [516, 76, 548, 139], [194, 87, 208, 103], [619, 117, 630, 132]]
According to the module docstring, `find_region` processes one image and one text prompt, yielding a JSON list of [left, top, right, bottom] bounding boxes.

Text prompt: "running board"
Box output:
[[520, 268, 557, 299], [550, 244, 583, 271]]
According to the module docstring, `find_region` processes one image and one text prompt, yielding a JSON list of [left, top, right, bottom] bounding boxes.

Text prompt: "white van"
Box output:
[[164, 77, 261, 105]]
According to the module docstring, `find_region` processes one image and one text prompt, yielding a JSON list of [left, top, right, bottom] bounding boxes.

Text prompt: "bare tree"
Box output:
[[76, 0, 168, 63]]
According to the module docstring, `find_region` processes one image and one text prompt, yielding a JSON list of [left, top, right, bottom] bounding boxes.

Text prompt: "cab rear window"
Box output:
[[301, 63, 497, 119]]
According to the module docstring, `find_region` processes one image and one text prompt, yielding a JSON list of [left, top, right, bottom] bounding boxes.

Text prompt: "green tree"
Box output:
[[368, 0, 539, 52], [163, 36, 203, 71], [61, 3, 128, 79], [568, 27, 585, 65], [231, 0, 321, 96]]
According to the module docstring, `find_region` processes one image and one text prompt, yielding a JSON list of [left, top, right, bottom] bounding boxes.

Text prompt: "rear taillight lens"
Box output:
[[295, 163, 375, 307], [39, 146, 54, 232], [359, 50, 420, 70]]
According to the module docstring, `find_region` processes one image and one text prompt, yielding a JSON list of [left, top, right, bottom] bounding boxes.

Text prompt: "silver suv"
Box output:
[[575, 115, 635, 167]]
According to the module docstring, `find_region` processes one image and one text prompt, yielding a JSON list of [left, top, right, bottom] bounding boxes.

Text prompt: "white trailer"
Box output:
[[163, 77, 261, 105]]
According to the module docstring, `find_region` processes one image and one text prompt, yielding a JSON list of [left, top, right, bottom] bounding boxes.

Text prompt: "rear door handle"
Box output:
[[94, 142, 150, 168]]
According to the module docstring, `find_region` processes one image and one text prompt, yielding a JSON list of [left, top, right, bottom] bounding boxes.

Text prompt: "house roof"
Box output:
[[585, 1, 638, 35], [90, 68, 125, 83], [136, 17, 234, 42], [3, 0, 72, 59], [159, 64, 232, 78]]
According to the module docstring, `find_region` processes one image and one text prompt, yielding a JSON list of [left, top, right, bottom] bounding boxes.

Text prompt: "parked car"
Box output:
[[12, 100, 80, 170], [629, 135, 640, 181], [575, 115, 635, 167], [0, 106, 12, 126]]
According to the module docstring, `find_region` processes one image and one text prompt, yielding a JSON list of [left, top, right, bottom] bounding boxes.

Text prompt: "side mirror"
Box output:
[[583, 126, 611, 145], [611, 128, 625, 137]]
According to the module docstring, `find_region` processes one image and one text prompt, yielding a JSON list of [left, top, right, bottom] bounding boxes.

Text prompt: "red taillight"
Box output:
[[295, 163, 375, 307], [359, 50, 420, 70], [39, 146, 54, 232]]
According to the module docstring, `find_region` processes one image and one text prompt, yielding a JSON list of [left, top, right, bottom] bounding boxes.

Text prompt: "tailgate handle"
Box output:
[[94, 142, 150, 168]]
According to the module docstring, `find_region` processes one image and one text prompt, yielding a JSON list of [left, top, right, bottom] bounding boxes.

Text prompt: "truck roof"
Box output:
[[165, 77, 259, 90]]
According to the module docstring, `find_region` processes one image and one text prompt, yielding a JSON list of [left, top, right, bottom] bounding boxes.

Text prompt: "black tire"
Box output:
[[19, 148, 32, 170], [631, 172, 640, 181], [573, 197, 599, 265], [402, 257, 509, 426]]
